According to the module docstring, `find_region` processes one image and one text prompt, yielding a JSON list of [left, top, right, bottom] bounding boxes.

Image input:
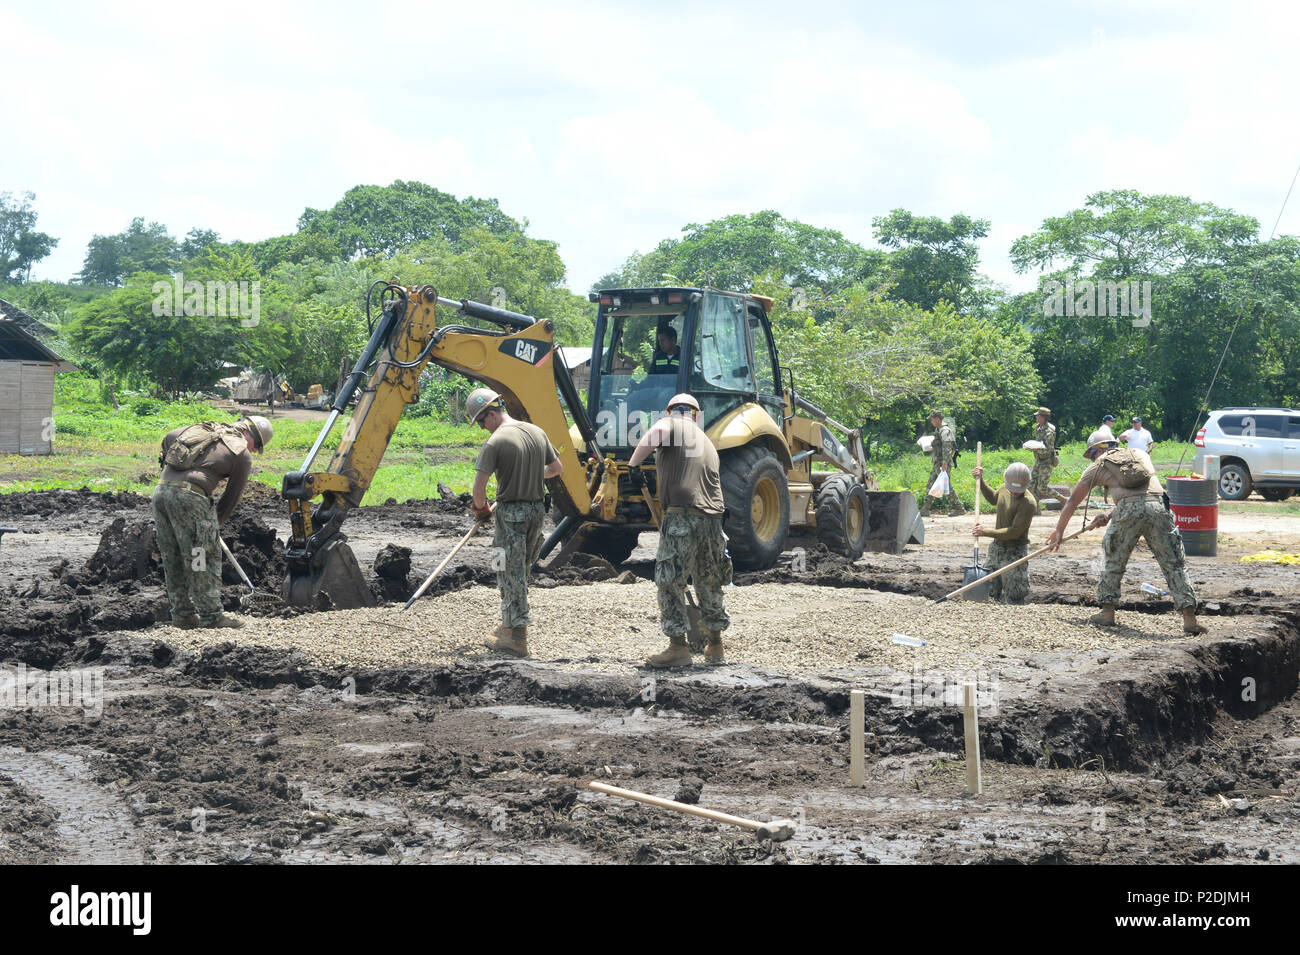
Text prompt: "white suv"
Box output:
[[1194, 408, 1300, 501]]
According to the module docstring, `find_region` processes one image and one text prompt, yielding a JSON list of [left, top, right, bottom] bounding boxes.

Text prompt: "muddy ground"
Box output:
[[1, 487, 1298, 864]]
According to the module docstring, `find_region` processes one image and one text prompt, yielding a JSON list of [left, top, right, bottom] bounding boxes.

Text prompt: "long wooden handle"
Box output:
[[938, 517, 1103, 602], [403, 507, 492, 610], [974, 441, 982, 522], [587, 781, 763, 831], [641, 487, 662, 527], [219, 537, 255, 592]]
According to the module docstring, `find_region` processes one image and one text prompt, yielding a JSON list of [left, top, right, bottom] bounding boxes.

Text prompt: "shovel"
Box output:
[[960, 442, 990, 600], [404, 504, 494, 611], [219, 537, 256, 607]]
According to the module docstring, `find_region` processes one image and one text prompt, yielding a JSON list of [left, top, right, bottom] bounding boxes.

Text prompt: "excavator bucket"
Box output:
[[284, 538, 376, 610], [863, 491, 924, 555]]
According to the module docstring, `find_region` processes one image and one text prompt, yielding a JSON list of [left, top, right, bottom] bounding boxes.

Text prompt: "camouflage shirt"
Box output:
[[932, 423, 957, 468], [1034, 421, 1057, 461]]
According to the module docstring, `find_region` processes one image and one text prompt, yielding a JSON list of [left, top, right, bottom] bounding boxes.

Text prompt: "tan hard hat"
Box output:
[[466, 387, 503, 423], [244, 414, 273, 451], [666, 393, 700, 413], [1084, 429, 1118, 458], [1004, 461, 1031, 493]]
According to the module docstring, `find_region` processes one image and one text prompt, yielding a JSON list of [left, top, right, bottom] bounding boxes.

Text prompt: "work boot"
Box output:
[[919, 506, 931, 518], [199, 614, 244, 629], [484, 625, 528, 658], [703, 631, 725, 666], [1088, 605, 1117, 628], [173, 614, 200, 630], [1182, 608, 1208, 635], [951, 505, 967, 517], [646, 635, 692, 669]]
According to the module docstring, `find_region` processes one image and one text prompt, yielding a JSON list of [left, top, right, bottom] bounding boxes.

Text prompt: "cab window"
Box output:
[[691, 294, 752, 393]]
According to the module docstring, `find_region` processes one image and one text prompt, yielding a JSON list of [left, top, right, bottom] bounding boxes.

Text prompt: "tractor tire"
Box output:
[[720, 445, 789, 571], [577, 524, 640, 566], [1217, 463, 1252, 501], [815, 474, 870, 560], [1260, 487, 1294, 502]]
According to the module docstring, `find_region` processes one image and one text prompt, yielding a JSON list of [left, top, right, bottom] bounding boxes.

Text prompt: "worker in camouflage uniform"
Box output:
[[1047, 430, 1206, 634], [920, 411, 965, 517], [154, 415, 273, 629], [469, 387, 563, 658], [972, 461, 1037, 604], [1030, 406, 1066, 509], [628, 393, 731, 668]]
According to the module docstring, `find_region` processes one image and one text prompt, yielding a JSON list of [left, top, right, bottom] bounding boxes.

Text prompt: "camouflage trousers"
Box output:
[[985, 538, 1029, 604], [152, 483, 223, 624], [923, 462, 962, 511], [1030, 458, 1059, 503], [1097, 497, 1197, 610], [655, 511, 731, 638], [494, 500, 545, 628]]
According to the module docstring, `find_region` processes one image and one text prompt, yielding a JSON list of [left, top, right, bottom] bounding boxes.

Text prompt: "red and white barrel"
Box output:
[[1166, 476, 1218, 556]]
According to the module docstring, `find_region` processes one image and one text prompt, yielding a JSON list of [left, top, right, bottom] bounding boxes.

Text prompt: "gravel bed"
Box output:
[[148, 582, 1208, 676]]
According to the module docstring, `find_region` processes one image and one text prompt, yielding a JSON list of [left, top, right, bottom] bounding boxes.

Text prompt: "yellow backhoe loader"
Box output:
[[282, 283, 920, 609]]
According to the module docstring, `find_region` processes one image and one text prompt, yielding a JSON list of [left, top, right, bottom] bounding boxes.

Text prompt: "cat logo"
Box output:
[[498, 338, 553, 366]]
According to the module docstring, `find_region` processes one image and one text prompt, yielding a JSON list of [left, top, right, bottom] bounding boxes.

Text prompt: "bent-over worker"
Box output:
[[154, 415, 273, 629], [1046, 430, 1206, 634]]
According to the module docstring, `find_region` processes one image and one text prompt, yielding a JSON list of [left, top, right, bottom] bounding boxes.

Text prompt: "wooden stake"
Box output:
[[963, 682, 982, 795], [850, 689, 865, 786]]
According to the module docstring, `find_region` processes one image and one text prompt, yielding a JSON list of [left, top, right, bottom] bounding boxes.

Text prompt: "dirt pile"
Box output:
[[373, 544, 414, 601], [0, 488, 149, 519]]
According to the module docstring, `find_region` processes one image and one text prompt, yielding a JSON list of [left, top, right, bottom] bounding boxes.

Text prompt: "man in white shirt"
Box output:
[[1120, 416, 1153, 453], [1098, 414, 1117, 439]]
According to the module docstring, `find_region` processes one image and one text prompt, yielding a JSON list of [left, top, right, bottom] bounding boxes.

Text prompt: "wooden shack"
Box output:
[[0, 300, 76, 455]]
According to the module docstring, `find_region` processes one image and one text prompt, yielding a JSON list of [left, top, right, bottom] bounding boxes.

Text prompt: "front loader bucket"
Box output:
[[863, 491, 924, 555], [284, 538, 376, 610]]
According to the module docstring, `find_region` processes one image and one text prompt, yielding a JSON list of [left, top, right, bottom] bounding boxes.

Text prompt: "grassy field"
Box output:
[[868, 440, 1209, 510], [5, 381, 1297, 516], [0, 380, 485, 501]]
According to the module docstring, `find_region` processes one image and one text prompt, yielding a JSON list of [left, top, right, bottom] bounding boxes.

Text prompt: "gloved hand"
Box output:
[[472, 502, 493, 521], [628, 465, 645, 489]]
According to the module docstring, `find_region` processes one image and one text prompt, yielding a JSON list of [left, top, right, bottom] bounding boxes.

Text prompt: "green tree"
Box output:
[[0, 191, 58, 284], [79, 218, 180, 287], [1011, 191, 1300, 439], [606, 211, 885, 296], [872, 209, 990, 312], [297, 181, 521, 259]]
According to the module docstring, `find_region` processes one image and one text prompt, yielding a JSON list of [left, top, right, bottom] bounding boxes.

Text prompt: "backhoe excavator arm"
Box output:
[[282, 283, 597, 608]]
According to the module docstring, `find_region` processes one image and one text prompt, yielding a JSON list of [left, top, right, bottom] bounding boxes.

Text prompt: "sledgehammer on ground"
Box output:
[[586, 781, 796, 841]]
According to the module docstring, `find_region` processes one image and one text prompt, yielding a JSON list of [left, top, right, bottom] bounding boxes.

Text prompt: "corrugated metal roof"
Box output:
[[0, 319, 76, 371], [0, 298, 56, 340]]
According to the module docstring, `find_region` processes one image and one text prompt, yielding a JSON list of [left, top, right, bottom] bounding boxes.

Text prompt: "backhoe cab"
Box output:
[[573, 287, 920, 569]]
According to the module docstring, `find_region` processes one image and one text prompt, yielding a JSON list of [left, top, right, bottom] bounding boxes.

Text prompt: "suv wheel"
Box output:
[[1260, 488, 1295, 502], [1218, 464, 1252, 501]]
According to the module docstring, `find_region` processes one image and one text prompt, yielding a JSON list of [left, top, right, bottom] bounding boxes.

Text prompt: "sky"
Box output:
[[4, 0, 1300, 296]]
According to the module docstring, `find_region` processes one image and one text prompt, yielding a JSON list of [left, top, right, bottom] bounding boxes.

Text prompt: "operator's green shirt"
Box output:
[[977, 480, 1037, 542], [476, 421, 558, 502]]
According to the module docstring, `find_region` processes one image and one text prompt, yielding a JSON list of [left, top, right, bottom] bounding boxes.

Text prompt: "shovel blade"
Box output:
[[959, 565, 991, 600]]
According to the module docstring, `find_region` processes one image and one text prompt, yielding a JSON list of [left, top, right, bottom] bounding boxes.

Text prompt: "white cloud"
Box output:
[[3, 0, 1300, 301]]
